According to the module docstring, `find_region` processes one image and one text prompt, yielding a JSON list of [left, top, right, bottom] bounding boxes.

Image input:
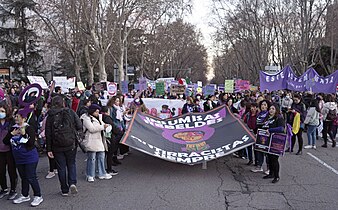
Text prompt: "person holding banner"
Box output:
[[261, 103, 285, 183], [182, 97, 194, 114], [251, 100, 270, 173]]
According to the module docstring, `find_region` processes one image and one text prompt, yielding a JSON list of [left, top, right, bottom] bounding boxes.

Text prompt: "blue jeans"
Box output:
[[17, 162, 41, 197], [254, 151, 264, 167], [86, 152, 106, 177], [54, 149, 77, 193], [307, 125, 317, 146]]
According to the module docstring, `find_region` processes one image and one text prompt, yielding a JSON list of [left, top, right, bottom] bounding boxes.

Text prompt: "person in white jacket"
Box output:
[[81, 104, 111, 182], [304, 99, 320, 149], [321, 94, 337, 148]]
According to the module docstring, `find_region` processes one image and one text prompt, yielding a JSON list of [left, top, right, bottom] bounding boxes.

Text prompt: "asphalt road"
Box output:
[[1, 135, 338, 210]]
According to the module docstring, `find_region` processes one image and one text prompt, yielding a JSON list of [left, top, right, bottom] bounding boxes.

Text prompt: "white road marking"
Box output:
[[307, 152, 338, 175]]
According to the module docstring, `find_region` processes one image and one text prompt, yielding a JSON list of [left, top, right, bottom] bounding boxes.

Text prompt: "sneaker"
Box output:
[[87, 176, 94, 182], [251, 166, 263, 173], [312, 145, 316, 149], [13, 194, 30, 204], [304, 145, 312, 149], [108, 170, 119, 176], [264, 170, 270, 175], [7, 190, 17, 200], [0, 189, 9, 199], [31, 196, 43, 207], [45, 171, 56, 179], [117, 154, 124, 160], [69, 184, 78, 195], [61, 192, 68, 197], [54, 169, 58, 174], [98, 174, 112, 180]]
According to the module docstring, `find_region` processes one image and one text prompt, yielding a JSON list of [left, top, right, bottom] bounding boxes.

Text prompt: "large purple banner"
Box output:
[[260, 66, 338, 93], [121, 105, 256, 165]]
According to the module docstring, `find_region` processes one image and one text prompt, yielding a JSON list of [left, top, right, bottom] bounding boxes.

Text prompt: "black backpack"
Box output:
[[326, 109, 337, 121], [52, 109, 76, 147]]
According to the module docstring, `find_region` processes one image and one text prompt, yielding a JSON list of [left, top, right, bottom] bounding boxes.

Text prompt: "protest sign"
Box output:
[[204, 85, 215, 96], [235, 80, 250, 92], [255, 129, 270, 153], [139, 78, 147, 90], [53, 76, 69, 93], [268, 133, 287, 156], [155, 82, 165, 95], [224, 80, 234, 93], [170, 84, 186, 94], [77, 82, 85, 91], [255, 129, 287, 156], [27, 76, 48, 89], [107, 82, 117, 96], [67, 77, 76, 89], [121, 81, 129, 94]]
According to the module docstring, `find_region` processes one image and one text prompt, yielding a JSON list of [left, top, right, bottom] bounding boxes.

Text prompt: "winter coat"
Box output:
[[304, 107, 320, 126], [291, 102, 307, 122], [81, 114, 106, 152], [321, 102, 337, 121]]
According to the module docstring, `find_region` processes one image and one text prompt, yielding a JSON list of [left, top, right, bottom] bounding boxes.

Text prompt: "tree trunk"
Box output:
[[84, 44, 94, 84], [74, 62, 81, 82], [118, 46, 125, 82], [98, 49, 107, 81]]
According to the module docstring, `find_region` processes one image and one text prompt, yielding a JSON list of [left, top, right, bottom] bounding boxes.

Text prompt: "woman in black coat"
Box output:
[[261, 103, 285, 183]]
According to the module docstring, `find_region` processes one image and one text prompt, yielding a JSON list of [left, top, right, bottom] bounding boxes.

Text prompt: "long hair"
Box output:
[[0, 100, 12, 121]]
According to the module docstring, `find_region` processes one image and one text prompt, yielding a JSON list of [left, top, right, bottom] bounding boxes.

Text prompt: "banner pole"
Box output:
[[202, 161, 207, 170]]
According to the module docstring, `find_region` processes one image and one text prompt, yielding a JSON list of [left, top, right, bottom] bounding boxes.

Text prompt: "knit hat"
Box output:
[[18, 107, 33, 118]]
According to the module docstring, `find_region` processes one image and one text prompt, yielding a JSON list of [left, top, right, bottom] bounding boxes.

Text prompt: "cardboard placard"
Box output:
[[77, 82, 85, 91], [224, 80, 234, 93], [121, 81, 129, 94], [53, 76, 69, 93], [27, 76, 48, 89], [170, 85, 186, 94], [155, 82, 165, 95], [254, 129, 287, 156], [107, 82, 117, 96]]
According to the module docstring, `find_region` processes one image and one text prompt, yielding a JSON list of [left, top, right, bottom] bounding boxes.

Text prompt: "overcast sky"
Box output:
[[185, 0, 216, 80]]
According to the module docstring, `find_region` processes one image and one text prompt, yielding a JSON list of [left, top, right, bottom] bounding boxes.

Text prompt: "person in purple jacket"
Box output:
[[0, 101, 18, 200], [3, 108, 43, 207]]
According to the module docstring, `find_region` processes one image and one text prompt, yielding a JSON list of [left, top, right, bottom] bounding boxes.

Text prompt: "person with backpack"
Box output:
[[3, 108, 43, 207], [81, 104, 112, 182], [321, 94, 337, 148], [45, 96, 83, 196]]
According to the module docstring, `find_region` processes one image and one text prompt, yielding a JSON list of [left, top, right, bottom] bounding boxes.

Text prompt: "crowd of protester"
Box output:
[[0, 79, 337, 207]]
